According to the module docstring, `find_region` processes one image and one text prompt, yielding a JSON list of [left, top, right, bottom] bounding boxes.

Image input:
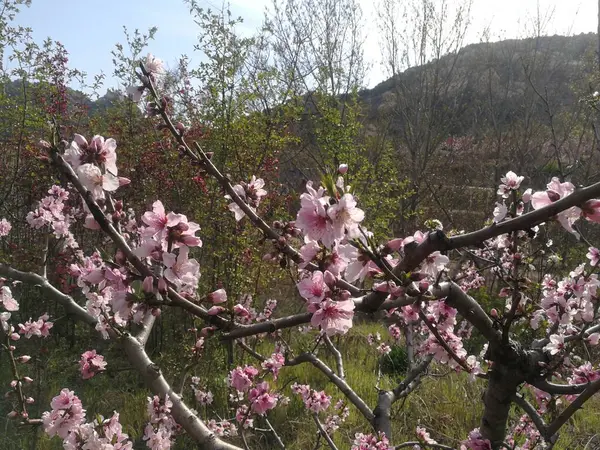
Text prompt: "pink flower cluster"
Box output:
[[226, 175, 267, 221], [138, 200, 202, 296], [497, 171, 524, 198], [529, 176, 600, 235], [296, 181, 364, 248], [79, 350, 107, 380], [190, 376, 214, 405], [291, 383, 332, 413], [18, 313, 53, 338], [64, 134, 131, 204], [416, 426, 439, 445], [144, 394, 178, 450], [530, 262, 600, 349], [64, 412, 133, 450], [351, 432, 392, 450], [228, 364, 281, 418], [207, 419, 237, 437], [460, 428, 491, 450], [566, 362, 600, 401], [297, 270, 355, 335], [26, 186, 78, 248], [42, 389, 86, 439], [0, 217, 11, 236], [41, 389, 132, 448], [228, 365, 259, 392], [324, 400, 350, 434], [0, 285, 19, 311], [248, 381, 279, 415], [261, 351, 285, 379]]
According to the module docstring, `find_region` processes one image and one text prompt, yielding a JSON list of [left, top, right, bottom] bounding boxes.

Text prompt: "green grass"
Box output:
[[3, 322, 600, 449]]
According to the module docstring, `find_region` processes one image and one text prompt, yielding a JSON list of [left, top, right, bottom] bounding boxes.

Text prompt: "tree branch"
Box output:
[[545, 378, 600, 439], [0, 263, 96, 326]]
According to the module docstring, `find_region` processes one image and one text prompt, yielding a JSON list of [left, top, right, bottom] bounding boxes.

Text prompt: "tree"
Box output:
[[2, 48, 600, 450]]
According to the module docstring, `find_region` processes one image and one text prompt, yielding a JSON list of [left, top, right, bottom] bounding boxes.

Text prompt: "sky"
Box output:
[[6, 0, 598, 94]]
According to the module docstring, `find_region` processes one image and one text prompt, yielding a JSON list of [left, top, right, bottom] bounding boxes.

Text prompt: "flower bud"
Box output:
[[143, 276, 155, 294], [7, 411, 18, 419], [323, 270, 337, 288], [207, 306, 225, 316], [200, 326, 217, 336], [490, 308, 498, 318], [208, 289, 227, 304], [23, 377, 33, 383], [337, 164, 348, 174], [17, 355, 31, 363]]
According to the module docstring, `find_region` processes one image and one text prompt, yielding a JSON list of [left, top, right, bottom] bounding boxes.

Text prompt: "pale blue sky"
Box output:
[[7, 0, 598, 94]]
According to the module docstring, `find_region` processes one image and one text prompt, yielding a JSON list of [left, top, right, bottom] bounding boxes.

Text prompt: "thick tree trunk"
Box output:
[[480, 363, 523, 449]]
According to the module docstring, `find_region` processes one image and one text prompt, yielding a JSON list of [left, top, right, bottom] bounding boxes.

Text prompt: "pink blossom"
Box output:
[[19, 313, 53, 338], [297, 271, 329, 303], [144, 53, 164, 75], [338, 163, 349, 174], [420, 252, 449, 278], [235, 405, 254, 428], [493, 202, 507, 223], [327, 193, 365, 240], [544, 334, 565, 355], [310, 298, 355, 335], [42, 389, 86, 439], [377, 343, 392, 355], [76, 163, 120, 200], [460, 428, 492, 450], [299, 240, 321, 268], [207, 306, 225, 316], [582, 199, 600, 223], [79, 350, 107, 379], [351, 432, 392, 449], [0, 286, 19, 311], [587, 332, 600, 346], [0, 218, 11, 236], [416, 426, 438, 444], [65, 134, 118, 175], [142, 201, 201, 249], [162, 246, 200, 292], [261, 352, 285, 379], [295, 181, 336, 244], [531, 177, 580, 235], [248, 381, 278, 415], [142, 200, 170, 238], [497, 171, 524, 198], [208, 288, 227, 304], [587, 247, 600, 266], [228, 365, 259, 392], [194, 389, 214, 405], [226, 176, 267, 221], [143, 423, 173, 450]]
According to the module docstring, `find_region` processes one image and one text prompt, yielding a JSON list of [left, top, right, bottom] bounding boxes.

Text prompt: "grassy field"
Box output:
[[2, 322, 600, 449]]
